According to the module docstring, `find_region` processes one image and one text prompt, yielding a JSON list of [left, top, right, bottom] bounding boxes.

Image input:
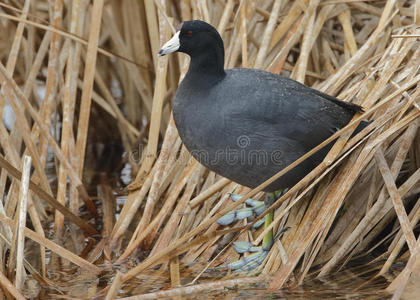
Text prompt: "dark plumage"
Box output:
[[160, 20, 364, 192]]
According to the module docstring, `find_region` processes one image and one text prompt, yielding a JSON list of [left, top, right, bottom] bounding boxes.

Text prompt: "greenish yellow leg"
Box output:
[[218, 189, 286, 271], [262, 207, 274, 251], [262, 191, 281, 251]]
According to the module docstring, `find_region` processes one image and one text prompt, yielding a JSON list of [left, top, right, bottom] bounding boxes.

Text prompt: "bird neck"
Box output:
[[186, 48, 226, 86]]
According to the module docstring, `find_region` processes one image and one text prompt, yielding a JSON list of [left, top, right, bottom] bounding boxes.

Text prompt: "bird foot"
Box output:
[[216, 191, 288, 272], [227, 242, 269, 271], [216, 193, 266, 228], [222, 227, 289, 272]]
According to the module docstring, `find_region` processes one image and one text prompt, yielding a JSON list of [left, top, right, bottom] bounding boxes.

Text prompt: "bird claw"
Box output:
[[216, 194, 266, 227], [252, 218, 266, 229], [227, 247, 269, 271], [233, 241, 261, 253]]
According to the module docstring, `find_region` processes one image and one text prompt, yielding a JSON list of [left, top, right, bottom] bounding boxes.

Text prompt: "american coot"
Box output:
[[159, 20, 364, 270]]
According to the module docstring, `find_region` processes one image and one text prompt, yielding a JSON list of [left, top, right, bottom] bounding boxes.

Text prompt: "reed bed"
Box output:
[[0, 0, 419, 299]]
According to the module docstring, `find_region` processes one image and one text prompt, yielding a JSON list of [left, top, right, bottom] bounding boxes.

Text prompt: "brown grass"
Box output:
[[0, 0, 419, 299]]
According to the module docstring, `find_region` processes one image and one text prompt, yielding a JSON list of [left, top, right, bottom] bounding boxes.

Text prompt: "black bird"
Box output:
[[159, 20, 365, 270]]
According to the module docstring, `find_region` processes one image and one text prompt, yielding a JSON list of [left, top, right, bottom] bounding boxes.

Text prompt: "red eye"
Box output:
[[187, 31, 193, 37]]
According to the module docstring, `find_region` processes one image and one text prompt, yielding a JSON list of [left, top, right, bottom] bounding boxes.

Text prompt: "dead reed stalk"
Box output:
[[0, 0, 419, 299]]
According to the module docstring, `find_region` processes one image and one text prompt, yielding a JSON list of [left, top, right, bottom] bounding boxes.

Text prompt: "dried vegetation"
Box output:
[[0, 0, 419, 299]]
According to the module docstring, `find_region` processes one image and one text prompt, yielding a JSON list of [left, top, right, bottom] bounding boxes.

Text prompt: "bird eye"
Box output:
[[187, 31, 193, 37]]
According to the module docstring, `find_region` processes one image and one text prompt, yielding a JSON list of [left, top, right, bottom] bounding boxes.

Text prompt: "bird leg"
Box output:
[[217, 190, 287, 272]]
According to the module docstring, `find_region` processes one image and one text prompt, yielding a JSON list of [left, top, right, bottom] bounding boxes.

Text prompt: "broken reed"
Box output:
[[0, 0, 419, 299]]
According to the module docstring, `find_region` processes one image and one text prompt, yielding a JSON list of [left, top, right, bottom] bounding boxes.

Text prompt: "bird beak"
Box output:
[[158, 31, 180, 57]]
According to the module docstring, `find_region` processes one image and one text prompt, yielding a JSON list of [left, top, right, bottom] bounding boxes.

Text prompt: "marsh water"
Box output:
[[106, 259, 409, 299]]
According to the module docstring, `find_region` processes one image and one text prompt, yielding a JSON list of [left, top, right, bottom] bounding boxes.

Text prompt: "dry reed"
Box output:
[[0, 0, 419, 299]]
